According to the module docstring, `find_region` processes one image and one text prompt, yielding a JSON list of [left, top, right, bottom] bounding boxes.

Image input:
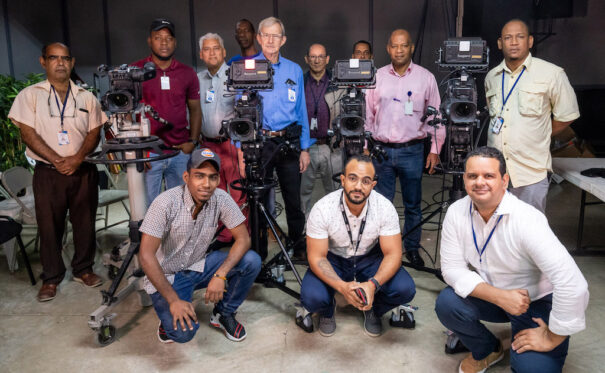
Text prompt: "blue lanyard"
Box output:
[[501, 66, 526, 112], [469, 202, 503, 263], [51, 82, 71, 131]]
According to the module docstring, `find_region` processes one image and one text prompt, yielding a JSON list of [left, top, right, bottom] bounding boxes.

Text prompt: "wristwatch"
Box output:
[[301, 148, 309, 152], [189, 138, 199, 147], [369, 277, 381, 293]]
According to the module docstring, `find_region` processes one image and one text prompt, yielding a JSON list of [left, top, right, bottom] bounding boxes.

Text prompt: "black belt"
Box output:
[[376, 138, 425, 149], [314, 137, 329, 145], [203, 136, 229, 143], [35, 162, 56, 170]]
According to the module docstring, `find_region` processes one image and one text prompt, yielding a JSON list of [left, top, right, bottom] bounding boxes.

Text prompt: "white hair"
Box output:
[[258, 16, 285, 36], [198, 32, 225, 50]]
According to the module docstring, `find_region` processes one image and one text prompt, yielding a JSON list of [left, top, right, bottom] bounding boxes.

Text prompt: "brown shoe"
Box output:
[[37, 283, 57, 302], [459, 342, 504, 373], [73, 272, 104, 288]]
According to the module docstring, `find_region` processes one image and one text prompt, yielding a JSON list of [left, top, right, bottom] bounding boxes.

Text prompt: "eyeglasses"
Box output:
[[307, 55, 327, 61], [259, 32, 283, 40], [47, 90, 77, 119], [346, 174, 375, 186], [45, 55, 73, 62]]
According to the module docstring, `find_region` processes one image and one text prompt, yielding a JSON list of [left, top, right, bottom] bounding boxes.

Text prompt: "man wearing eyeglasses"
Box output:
[[300, 155, 416, 337], [300, 43, 345, 216], [9, 42, 105, 301], [252, 16, 311, 260], [352, 40, 373, 60], [132, 18, 202, 207]]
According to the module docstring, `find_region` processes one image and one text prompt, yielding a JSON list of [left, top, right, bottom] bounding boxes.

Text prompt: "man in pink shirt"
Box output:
[[365, 29, 445, 267]]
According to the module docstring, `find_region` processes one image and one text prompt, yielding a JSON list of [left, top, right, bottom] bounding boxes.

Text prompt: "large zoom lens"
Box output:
[[108, 93, 131, 108], [339, 114, 364, 136]]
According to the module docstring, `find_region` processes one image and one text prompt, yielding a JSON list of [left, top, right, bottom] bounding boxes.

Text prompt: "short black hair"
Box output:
[[41, 42, 71, 57], [237, 18, 255, 33], [502, 18, 531, 36], [464, 146, 507, 177], [353, 40, 372, 55], [344, 154, 375, 177]]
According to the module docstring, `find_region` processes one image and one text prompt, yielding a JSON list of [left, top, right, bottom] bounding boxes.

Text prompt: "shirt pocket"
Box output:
[[518, 83, 548, 117], [486, 88, 500, 117]]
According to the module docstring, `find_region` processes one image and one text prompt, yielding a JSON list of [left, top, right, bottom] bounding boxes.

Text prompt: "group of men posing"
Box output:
[[8, 14, 588, 372]]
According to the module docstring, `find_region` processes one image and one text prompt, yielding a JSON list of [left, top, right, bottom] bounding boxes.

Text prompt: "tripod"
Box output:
[[230, 139, 304, 299]]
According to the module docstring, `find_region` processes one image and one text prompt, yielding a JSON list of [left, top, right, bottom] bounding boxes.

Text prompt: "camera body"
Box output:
[[99, 62, 156, 114], [224, 91, 263, 143]]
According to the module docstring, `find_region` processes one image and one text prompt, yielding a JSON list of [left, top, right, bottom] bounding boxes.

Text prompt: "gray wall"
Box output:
[[1, 0, 603, 88]]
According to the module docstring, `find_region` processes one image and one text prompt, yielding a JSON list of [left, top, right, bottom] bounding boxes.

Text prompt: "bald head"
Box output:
[[308, 43, 326, 56], [387, 29, 414, 70]]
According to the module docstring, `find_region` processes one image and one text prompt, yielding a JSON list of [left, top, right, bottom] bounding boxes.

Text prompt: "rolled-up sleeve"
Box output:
[[521, 213, 589, 336]]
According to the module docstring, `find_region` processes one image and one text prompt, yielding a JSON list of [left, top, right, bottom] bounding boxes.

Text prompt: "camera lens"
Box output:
[[231, 119, 252, 136], [342, 117, 362, 132], [108, 93, 130, 108], [454, 103, 473, 118]]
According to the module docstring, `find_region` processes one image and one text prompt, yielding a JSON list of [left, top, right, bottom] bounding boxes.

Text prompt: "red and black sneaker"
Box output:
[[157, 322, 174, 344], [209, 307, 247, 342]]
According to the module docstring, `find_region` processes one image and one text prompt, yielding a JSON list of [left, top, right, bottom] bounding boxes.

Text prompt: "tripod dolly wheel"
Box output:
[[95, 324, 116, 346]]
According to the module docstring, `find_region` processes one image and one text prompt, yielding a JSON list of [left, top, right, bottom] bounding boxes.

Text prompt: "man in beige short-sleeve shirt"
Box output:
[[8, 42, 105, 302], [485, 19, 579, 213]]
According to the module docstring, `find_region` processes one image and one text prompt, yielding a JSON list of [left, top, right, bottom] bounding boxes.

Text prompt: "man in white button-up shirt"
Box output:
[[435, 147, 588, 373], [300, 155, 416, 337]]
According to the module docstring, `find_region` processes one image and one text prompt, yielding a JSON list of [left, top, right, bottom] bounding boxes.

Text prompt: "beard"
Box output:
[[344, 188, 369, 205], [152, 51, 174, 61]]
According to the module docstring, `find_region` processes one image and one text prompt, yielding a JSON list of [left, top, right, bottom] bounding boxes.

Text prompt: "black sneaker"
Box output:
[[210, 307, 247, 342], [363, 310, 382, 337], [157, 322, 174, 344]]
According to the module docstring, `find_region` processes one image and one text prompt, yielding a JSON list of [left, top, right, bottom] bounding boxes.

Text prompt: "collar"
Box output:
[[145, 55, 178, 72], [203, 61, 227, 79], [258, 52, 282, 66], [38, 79, 85, 95], [471, 191, 513, 219], [305, 70, 330, 85], [389, 61, 414, 77], [498, 53, 533, 75]]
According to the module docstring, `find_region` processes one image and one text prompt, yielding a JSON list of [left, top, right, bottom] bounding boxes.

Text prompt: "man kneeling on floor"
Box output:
[[435, 146, 589, 373], [300, 155, 416, 337], [139, 148, 261, 343]]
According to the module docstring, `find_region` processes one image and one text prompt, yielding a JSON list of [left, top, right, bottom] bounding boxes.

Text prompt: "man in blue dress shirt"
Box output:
[[252, 16, 311, 259]]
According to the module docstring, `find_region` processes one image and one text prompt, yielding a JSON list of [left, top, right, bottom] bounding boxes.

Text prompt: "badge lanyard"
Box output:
[[51, 82, 71, 132], [500, 66, 526, 115], [340, 191, 369, 281], [469, 202, 503, 263]]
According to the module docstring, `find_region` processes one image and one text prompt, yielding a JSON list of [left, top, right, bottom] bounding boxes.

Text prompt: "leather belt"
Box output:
[[314, 137, 329, 145], [262, 129, 286, 137], [203, 136, 229, 143], [35, 162, 56, 170], [376, 138, 425, 149]]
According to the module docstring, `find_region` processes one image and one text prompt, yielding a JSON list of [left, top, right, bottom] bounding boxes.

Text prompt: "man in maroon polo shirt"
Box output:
[[132, 18, 202, 206]]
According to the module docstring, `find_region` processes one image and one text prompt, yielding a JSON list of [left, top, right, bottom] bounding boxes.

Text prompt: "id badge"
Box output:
[[206, 90, 215, 103], [160, 76, 170, 90], [310, 117, 318, 131], [491, 116, 504, 134], [404, 100, 414, 115], [288, 88, 296, 102], [57, 130, 70, 145]]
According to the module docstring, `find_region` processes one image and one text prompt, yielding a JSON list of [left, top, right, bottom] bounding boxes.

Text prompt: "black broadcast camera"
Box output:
[[222, 59, 273, 144], [423, 38, 489, 173], [329, 59, 385, 161], [98, 62, 156, 114]]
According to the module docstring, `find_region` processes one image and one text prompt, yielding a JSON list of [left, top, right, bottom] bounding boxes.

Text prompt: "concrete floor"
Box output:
[[1, 173, 604, 372]]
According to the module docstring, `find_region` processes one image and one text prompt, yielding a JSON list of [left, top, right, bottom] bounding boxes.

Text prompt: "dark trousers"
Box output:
[[435, 287, 568, 373], [300, 248, 416, 317], [260, 137, 305, 251], [33, 163, 98, 284]]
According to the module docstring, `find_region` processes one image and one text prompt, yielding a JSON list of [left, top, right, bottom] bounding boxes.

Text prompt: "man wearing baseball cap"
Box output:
[[139, 148, 261, 343], [132, 18, 202, 207]]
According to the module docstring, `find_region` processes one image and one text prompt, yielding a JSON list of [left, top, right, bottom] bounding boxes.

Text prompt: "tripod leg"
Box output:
[[258, 203, 303, 286]]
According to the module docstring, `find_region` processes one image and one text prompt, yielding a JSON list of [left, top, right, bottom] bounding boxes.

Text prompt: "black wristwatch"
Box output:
[[189, 138, 199, 147]]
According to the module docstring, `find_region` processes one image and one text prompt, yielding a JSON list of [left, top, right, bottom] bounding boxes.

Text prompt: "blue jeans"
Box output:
[[301, 248, 416, 317], [373, 143, 423, 252], [435, 287, 569, 373], [145, 151, 191, 207], [150, 250, 261, 343]]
